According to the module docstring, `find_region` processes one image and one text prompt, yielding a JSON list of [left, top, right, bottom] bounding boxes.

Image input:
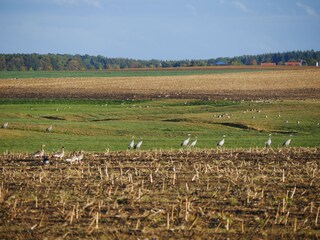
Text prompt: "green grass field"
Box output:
[[0, 68, 270, 79], [0, 99, 319, 154]]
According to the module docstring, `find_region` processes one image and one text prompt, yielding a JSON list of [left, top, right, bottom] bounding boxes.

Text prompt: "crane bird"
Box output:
[[217, 135, 226, 147], [65, 152, 78, 163], [128, 136, 135, 149], [181, 134, 191, 147], [52, 146, 65, 159], [76, 150, 84, 161], [265, 134, 272, 148], [189, 137, 198, 148], [66, 150, 84, 163], [2, 122, 8, 129], [134, 138, 143, 149], [33, 145, 45, 158], [46, 125, 53, 132], [282, 135, 292, 147]]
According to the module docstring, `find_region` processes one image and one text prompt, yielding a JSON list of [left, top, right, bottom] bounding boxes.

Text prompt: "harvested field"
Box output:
[[1, 148, 320, 239], [0, 68, 319, 100]]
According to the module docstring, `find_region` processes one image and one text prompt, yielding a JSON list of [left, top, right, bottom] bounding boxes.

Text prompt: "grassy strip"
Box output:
[[0, 68, 269, 79], [0, 98, 319, 153]]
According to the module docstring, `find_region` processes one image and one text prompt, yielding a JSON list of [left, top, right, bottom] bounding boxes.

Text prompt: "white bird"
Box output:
[[52, 147, 65, 159], [46, 125, 53, 132], [134, 138, 143, 149], [128, 136, 135, 149], [2, 122, 8, 129], [282, 135, 292, 147], [33, 144, 45, 158], [76, 150, 84, 161], [265, 134, 272, 148], [181, 134, 191, 147], [189, 137, 198, 148], [217, 135, 226, 147], [65, 155, 78, 163]]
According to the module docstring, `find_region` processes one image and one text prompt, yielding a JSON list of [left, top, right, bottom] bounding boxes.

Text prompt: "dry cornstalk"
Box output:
[[185, 197, 189, 222], [315, 207, 320, 226]]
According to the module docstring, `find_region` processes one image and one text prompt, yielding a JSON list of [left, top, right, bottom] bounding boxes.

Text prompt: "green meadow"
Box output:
[[0, 68, 268, 79], [0, 98, 319, 154]]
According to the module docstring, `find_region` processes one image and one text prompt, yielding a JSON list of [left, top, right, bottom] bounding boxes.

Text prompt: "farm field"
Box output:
[[0, 149, 320, 239], [0, 66, 320, 239], [0, 67, 319, 99]]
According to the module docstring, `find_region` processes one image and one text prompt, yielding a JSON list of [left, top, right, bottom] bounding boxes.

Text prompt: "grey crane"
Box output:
[[134, 138, 143, 149], [265, 134, 272, 148], [282, 135, 292, 147], [76, 150, 84, 161], [33, 144, 45, 158], [181, 134, 191, 147], [217, 135, 226, 147], [189, 137, 198, 148], [46, 125, 53, 132], [52, 146, 65, 159], [128, 136, 135, 149]]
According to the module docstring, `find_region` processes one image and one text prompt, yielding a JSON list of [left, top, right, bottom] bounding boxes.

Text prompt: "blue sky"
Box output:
[[0, 0, 319, 60]]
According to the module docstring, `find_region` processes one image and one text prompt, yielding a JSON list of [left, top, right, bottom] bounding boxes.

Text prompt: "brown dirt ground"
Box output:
[[0, 68, 319, 100]]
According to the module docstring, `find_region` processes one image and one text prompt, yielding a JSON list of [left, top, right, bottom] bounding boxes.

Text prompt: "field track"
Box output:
[[0, 148, 320, 239], [0, 68, 319, 100]]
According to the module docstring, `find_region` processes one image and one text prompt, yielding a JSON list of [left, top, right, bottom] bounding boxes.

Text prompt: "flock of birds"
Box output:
[[1, 119, 295, 165], [179, 133, 292, 149], [32, 144, 84, 165]]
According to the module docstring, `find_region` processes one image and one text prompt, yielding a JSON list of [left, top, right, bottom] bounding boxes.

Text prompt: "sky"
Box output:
[[0, 0, 319, 60]]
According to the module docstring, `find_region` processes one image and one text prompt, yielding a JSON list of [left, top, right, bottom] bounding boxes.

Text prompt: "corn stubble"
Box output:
[[0, 147, 319, 239]]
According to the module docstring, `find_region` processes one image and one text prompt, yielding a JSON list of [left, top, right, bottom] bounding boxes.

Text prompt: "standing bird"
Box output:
[[2, 122, 8, 129], [217, 135, 226, 147], [76, 150, 84, 161], [65, 152, 78, 163], [265, 134, 272, 148], [33, 144, 45, 158], [189, 137, 198, 148], [181, 134, 191, 147], [134, 138, 143, 149], [282, 135, 292, 147], [52, 146, 65, 159], [46, 125, 53, 132], [128, 136, 135, 149]]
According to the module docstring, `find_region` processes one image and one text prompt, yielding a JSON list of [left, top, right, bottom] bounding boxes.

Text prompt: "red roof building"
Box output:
[[285, 61, 302, 66]]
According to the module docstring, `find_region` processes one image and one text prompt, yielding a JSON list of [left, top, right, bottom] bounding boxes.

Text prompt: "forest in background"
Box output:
[[0, 50, 319, 71]]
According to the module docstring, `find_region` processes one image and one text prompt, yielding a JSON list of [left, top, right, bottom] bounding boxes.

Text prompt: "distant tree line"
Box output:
[[0, 50, 319, 71]]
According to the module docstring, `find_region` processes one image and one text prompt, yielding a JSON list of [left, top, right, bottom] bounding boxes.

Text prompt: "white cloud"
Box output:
[[233, 1, 250, 13], [296, 2, 318, 17]]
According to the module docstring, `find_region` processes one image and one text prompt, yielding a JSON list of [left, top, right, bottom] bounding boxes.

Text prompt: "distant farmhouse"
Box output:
[[285, 61, 302, 66]]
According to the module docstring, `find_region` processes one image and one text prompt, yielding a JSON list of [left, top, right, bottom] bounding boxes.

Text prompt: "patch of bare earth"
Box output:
[[0, 68, 319, 100]]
